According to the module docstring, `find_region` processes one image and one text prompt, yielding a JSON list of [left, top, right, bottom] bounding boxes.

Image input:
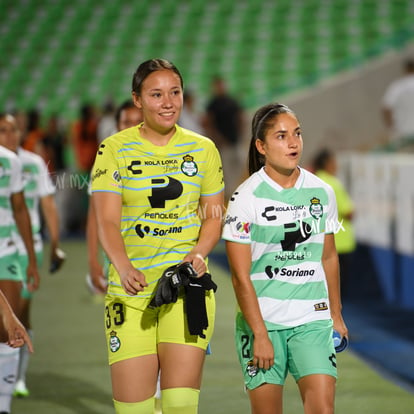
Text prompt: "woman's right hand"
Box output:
[[119, 267, 148, 295], [252, 333, 274, 371]]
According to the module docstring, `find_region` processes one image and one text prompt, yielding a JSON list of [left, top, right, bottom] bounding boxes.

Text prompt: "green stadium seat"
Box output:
[[1, 0, 413, 120]]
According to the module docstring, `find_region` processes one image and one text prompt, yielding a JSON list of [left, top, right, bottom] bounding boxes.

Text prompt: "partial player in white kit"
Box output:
[[0, 113, 40, 414], [0, 113, 65, 399]]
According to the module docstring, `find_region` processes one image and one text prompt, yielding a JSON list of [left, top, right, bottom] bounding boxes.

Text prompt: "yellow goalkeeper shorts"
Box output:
[[104, 288, 215, 365]]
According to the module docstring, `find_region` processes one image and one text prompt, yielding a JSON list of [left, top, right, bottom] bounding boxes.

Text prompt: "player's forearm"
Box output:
[[232, 273, 268, 338], [86, 203, 101, 266], [324, 257, 342, 316], [0, 290, 14, 318], [13, 205, 37, 265], [98, 221, 132, 274], [227, 242, 267, 336], [41, 195, 60, 248], [191, 216, 222, 258]]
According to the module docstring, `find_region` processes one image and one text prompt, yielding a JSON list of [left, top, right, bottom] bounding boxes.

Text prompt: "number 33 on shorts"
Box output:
[[105, 302, 125, 329]]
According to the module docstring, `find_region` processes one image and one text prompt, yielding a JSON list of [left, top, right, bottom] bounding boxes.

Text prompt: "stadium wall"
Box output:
[[256, 42, 414, 309], [338, 152, 414, 310], [276, 42, 414, 164]]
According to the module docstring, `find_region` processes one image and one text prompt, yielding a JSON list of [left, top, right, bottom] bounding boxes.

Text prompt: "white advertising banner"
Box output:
[[339, 152, 414, 255]]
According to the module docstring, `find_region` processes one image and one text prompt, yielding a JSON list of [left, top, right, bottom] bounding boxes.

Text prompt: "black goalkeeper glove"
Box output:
[[148, 262, 198, 308], [184, 272, 217, 338]]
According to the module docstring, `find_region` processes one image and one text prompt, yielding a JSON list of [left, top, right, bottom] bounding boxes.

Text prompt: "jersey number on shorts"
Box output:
[[241, 334, 251, 359], [105, 302, 125, 329]]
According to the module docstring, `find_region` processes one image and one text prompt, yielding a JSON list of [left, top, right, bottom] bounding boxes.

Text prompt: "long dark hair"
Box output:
[[248, 103, 294, 175], [131, 58, 184, 95]]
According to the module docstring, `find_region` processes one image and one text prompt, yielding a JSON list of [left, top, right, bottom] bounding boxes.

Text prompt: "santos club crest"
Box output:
[[309, 197, 323, 219], [181, 154, 198, 177]]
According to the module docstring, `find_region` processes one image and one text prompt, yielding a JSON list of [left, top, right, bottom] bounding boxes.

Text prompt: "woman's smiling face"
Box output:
[[134, 69, 183, 136]]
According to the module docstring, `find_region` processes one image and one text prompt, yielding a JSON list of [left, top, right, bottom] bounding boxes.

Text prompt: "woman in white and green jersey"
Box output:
[[222, 103, 348, 414], [0, 114, 40, 414]]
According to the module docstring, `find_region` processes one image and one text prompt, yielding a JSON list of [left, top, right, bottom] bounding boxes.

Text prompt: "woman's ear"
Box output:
[[255, 138, 265, 155], [132, 92, 142, 109]]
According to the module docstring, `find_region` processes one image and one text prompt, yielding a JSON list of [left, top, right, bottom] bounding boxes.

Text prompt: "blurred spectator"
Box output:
[[42, 113, 67, 176], [178, 90, 204, 134], [202, 76, 245, 199], [97, 98, 116, 143], [382, 58, 414, 144], [21, 108, 45, 156], [71, 103, 98, 173], [313, 148, 356, 298], [12, 110, 28, 141]]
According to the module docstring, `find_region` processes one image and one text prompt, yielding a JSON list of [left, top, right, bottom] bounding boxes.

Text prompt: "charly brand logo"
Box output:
[[230, 191, 239, 202], [261, 204, 306, 222], [127, 160, 142, 175]]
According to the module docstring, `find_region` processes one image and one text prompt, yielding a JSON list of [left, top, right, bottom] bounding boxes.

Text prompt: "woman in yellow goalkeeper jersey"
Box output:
[[91, 59, 224, 414]]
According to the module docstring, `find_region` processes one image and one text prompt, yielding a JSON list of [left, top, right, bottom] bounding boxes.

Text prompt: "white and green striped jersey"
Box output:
[[0, 145, 24, 258], [12, 148, 55, 255], [222, 167, 339, 330]]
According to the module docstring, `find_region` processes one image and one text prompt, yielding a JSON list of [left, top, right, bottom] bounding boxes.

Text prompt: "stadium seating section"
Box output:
[[1, 0, 413, 120]]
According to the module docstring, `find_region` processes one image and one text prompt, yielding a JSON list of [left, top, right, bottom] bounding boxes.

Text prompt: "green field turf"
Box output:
[[12, 240, 414, 413]]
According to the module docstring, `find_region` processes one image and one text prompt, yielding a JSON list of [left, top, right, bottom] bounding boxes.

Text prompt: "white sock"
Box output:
[[16, 329, 33, 384], [0, 343, 19, 412]]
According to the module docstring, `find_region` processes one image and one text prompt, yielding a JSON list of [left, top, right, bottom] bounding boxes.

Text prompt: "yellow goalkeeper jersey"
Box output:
[[91, 124, 224, 298]]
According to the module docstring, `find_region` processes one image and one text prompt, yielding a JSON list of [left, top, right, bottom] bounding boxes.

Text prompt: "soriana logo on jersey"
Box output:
[[181, 154, 198, 177]]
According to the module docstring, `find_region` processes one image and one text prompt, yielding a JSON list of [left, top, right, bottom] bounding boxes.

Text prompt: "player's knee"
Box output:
[[113, 396, 155, 413], [161, 387, 200, 414]]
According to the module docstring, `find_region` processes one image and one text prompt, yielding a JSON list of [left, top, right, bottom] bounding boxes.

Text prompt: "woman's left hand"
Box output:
[[332, 314, 348, 340], [182, 252, 206, 277]]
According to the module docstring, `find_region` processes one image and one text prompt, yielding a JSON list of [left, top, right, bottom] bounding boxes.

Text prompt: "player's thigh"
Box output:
[[297, 374, 336, 414], [157, 292, 215, 351], [235, 322, 289, 390], [0, 252, 24, 285], [104, 295, 158, 365], [248, 383, 283, 414], [111, 354, 159, 402], [158, 342, 206, 389], [288, 320, 337, 381], [156, 293, 214, 389]]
